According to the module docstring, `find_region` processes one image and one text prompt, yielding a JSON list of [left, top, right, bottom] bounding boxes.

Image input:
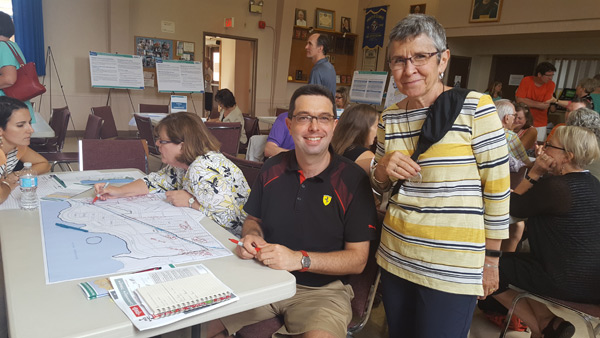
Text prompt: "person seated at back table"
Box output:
[[0, 96, 50, 205], [95, 112, 250, 237], [488, 125, 600, 338], [207, 84, 378, 338], [210, 88, 247, 144], [264, 111, 294, 158], [511, 103, 537, 157], [331, 103, 378, 174], [496, 99, 532, 167]]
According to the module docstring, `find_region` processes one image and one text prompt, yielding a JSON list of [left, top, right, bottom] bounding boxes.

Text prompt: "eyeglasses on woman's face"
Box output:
[[543, 142, 565, 151], [388, 51, 440, 71]]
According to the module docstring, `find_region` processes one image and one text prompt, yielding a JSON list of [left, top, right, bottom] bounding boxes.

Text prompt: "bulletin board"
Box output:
[[134, 36, 196, 88]]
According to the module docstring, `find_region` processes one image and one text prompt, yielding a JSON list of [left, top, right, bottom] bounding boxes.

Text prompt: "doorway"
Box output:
[[204, 33, 258, 118], [489, 55, 538, 101], [447, 55, 472, 89]]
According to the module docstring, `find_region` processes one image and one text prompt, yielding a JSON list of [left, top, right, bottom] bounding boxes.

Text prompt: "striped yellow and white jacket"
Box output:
[[374, 92, 510, 296]]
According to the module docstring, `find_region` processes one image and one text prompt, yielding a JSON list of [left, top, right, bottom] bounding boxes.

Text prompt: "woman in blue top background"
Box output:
[[0, 11, 34, 122]]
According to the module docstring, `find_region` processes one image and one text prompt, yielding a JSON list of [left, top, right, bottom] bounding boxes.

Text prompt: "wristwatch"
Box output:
[[485, 249, 502, 258], [188, 197, 195, 208], [299, 250, 311, 272]]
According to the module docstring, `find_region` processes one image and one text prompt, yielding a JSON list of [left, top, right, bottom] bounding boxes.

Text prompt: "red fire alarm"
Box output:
[[224, 17, 234, 28], [258, 21, 266, 29]]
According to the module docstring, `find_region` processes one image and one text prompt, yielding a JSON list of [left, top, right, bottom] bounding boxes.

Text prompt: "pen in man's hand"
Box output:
[[229, 238, 261, 251], [92, 182, 109, 204]]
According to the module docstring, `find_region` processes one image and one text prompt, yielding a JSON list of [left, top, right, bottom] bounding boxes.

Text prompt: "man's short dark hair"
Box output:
[[288, 84, 336, 119], [535, 62, 556, 76], [214, 88, 236, 108], [0, 12, 14, 38], [314, 33, 330, 56]]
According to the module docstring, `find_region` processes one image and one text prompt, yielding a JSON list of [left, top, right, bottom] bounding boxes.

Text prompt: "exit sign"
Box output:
[[224, 17, 234, 28]]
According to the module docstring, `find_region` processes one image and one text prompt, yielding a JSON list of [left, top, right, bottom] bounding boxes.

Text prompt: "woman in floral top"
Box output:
[[95, 112, 250, 236]]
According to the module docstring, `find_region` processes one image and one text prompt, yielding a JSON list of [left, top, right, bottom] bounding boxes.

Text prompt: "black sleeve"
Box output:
[[510, 176, 572, 218], [343, 171, 379, 242], [243, 165, 266, 219]]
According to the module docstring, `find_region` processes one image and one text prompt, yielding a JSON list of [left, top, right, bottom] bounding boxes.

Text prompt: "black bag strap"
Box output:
[[390, 88, 471, 197], [3, 41, 25, 67]]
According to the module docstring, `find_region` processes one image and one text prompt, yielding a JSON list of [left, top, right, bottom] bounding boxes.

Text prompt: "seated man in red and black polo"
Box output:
[[207, 84, 378, 338]]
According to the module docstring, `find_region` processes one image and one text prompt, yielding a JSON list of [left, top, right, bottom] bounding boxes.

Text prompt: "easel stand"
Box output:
[[37, 46, 75, 132], [105, 88, 135, 111]]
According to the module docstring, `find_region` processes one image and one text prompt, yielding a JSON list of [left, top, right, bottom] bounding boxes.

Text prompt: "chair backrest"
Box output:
[[245, 134, 268, 162], [51, 107, 71, 152], [134, 114, 160, 155], [205, 122, 242, 156], [91, 106, 118, 139], [243, 115, 260, 140], [83, 114, 103, 140], [275, 108, 287, 116], [223, 153, 263, 187], [79, 139, 148, 173], [139, 104, 168, 114]]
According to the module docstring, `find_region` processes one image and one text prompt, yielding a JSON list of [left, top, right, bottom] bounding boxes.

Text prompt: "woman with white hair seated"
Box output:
[[491, 125, 600, 338]]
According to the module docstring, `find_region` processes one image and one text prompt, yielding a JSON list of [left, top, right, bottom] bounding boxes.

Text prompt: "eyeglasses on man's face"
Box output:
[[292, 114, 335, 125], [388, 51, 440, 70]]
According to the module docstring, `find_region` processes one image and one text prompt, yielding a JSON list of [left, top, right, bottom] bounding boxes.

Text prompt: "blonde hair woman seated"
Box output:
[[490, 125, 600, 338], [0, 96, 50, 205], [95, 112, 250, 236]]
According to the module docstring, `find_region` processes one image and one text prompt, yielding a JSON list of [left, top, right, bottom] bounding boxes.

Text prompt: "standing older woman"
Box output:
[[492, 126, 600, 338], [212, 88, 247, 144], [331, 103, 378, 173], [371, 15, 510, 337], [0, 96, 50, 205], [0, 12, 35, 121], [95, 112, 250, 237]]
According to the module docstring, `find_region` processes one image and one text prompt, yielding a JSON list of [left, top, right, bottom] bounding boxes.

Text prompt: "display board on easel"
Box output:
[[156, 60, 204, 93], [88, 52, 144, 89], [135, 36, 196, 88]]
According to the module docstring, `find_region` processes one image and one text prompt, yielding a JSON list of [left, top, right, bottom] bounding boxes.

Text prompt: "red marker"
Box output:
[[92, 182, 109, 204], [229, 238, 260, 251]]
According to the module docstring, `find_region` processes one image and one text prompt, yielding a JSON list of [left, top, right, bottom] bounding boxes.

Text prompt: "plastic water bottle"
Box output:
[[20, 162, 38, 210]]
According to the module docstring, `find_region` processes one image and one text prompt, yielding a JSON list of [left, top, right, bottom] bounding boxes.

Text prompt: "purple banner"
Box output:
[[363, 6, 388, 49]]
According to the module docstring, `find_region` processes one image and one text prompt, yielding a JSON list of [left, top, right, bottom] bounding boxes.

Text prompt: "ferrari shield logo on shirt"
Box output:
[[323, 195, 332, 206]]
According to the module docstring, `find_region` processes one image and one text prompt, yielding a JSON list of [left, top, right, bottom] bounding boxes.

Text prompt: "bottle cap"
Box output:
[[24, 162, 32, 168]]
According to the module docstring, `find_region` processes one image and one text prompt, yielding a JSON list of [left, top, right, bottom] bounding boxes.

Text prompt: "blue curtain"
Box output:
[[12, 0, 45, 75]]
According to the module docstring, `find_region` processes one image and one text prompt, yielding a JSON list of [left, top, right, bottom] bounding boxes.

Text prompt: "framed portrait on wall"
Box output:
[[410, 4, 426, 14], [341, 17, 351, 33], [316, 8, 335, 31], [470, 0, 503, 23], [295, 8, 307, 27]]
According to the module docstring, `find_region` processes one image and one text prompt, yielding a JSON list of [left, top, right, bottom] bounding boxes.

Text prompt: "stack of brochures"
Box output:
[[109, 264, 238, 330]]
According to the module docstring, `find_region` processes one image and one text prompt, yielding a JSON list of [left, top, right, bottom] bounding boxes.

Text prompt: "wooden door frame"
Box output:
[[203, 32, 258, 116]]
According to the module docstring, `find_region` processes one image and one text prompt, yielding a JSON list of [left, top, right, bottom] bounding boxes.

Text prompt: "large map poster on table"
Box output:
[[40, 194, 232, 284]]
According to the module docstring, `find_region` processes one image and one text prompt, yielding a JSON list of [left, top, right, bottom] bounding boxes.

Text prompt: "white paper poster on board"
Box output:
[[349, 71, 388, 105], [89, 52, 144, 89], [156, 59, 204, 93], [171, 95, 187, 113], [384, 76, 407, 109]]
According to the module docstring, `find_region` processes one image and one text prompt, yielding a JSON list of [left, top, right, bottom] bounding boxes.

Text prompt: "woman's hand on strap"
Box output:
[[375, 151, 421, 181]]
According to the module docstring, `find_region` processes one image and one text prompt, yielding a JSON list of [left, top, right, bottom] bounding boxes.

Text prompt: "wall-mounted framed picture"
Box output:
[[295, 8, 307, 27], [316, 8, 335, 31], [341, 17, 351, 33], [410, 4, 426, 14], [470, 0, 502, 23]]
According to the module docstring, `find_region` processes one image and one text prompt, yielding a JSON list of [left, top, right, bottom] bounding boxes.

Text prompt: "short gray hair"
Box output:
[[566, 107, 600, 142], [495, 99, 515, 121], [388, 14, 447, 56], [578, 78, 598, 94]]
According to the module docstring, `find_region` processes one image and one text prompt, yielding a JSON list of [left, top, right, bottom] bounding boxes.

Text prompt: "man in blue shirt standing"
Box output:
[[305, 33, 336, 96]]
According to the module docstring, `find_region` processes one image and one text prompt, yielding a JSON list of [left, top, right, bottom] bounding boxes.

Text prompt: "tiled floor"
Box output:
[[58, 137, 594, 338]]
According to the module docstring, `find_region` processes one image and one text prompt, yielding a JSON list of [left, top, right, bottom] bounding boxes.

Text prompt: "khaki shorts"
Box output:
[[221, 280, 354, 338]]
